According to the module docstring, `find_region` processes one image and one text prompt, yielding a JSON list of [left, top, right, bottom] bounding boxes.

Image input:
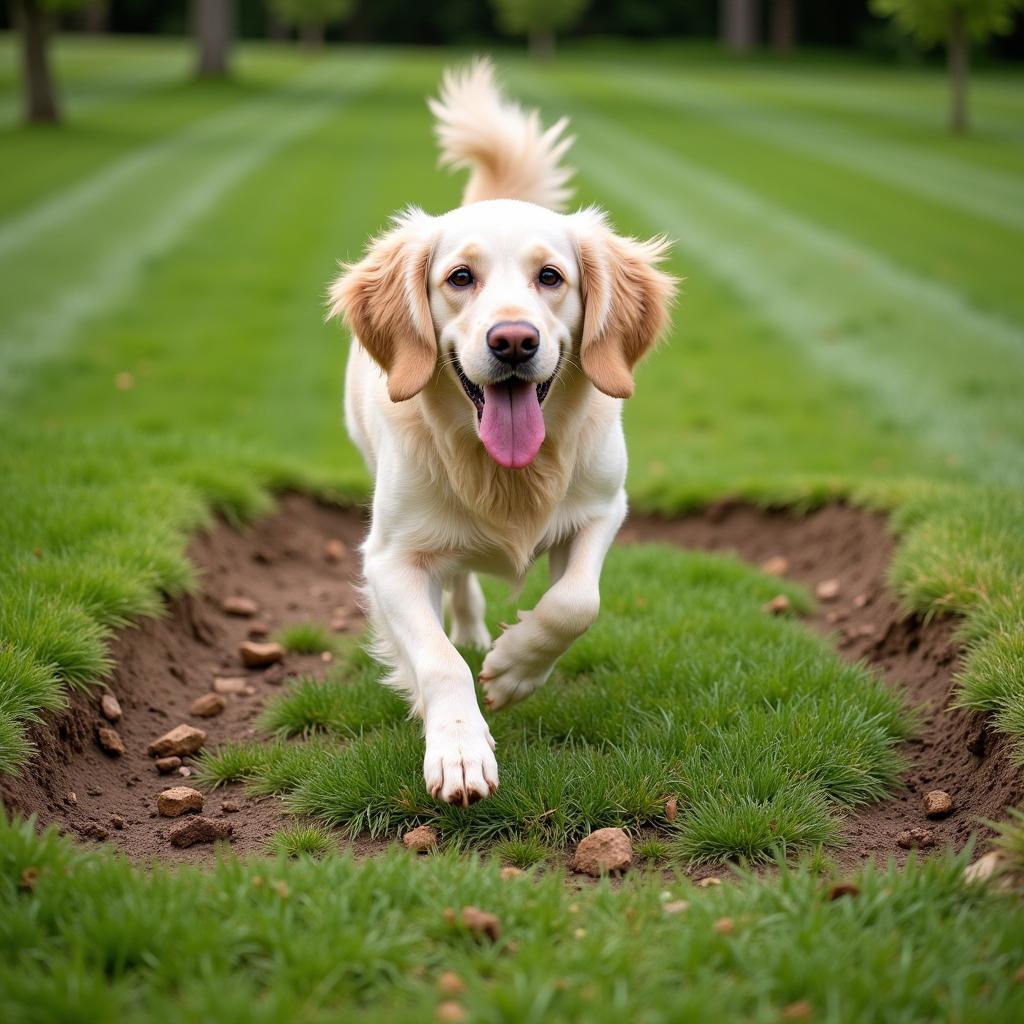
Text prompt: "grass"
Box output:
[[275, 622, 338, 656], [3, 813, 1024, 1023], [266, 824, 338, 859]]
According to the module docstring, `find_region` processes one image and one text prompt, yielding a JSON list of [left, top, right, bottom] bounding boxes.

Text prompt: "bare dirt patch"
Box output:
[[2, 494, 1021, 868]]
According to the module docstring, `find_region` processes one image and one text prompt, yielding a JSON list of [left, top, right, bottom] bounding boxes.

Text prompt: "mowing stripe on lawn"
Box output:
[[0, 56, 389, 400], [600, 66, 1024, 231], [512, 79, 1024, 484]]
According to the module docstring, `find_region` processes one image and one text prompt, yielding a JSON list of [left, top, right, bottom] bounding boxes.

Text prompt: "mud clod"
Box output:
[[222, 595, 259, 617], [815, 578, 841, 601], [897, 827, 935, 850], [190, 693, 226, 718], [221, 800, 241, 813], [168, 815, 233, 848], [157, 786, 203, 818], [924, 790, 954, 818], [155, 756, 182, 774], [100, 692, 123, 723], [96, 726, 126, 757], [213, 676, 249, 695], [147, 724, 206, 758], [403, 825, 439, 852], [572, 827, 632, 876], [239, 640, 285, 668]]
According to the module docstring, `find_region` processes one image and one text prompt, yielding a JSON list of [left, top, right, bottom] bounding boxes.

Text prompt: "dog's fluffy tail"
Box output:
[[428, 58, 574, 212]]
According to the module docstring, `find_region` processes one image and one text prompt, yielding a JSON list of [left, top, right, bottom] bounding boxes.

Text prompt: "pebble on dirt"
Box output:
[[760, 555, 790, 577], [96, 726, 126, 757], [897, 827, 935, 850], [239, 640, 285, 668], [697, 876, 722, 888], [436, 971, 466, 996], [190, 692, 226, 718], [100, 692, 123, 723], [221, 595, 259, 618], [147, 723, 206, 758], [500, 866, 525, 880], [571, 827, 633, 876], [110, 815, 125, 830], [247, 621, 271, 639], [924, 789, 954, 818], [213, 676, 249, 694], [79, 822, 109, 841], [155, 755, 182, 774], [460, 905, 501, 942], [324, 538, 348, 562], [762, 594, 792, 616], [158, 786, 204, 817], [815, 578, 841, 601], [221, 800, 241, 813], [403, 824, 439, 852], [168, 815, 234, 849]]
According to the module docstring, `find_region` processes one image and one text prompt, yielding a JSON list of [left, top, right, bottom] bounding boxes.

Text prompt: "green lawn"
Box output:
[[1, 34, 1024, 1020]]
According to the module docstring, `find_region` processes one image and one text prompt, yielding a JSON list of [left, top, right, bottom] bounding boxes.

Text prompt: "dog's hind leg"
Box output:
[[444, 572, 491, 651]]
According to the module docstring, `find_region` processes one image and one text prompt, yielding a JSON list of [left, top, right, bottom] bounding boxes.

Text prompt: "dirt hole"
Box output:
[[2, 494, 1021, 868]]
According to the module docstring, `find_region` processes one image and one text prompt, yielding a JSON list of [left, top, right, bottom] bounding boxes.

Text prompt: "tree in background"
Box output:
[[872, 0, 1024, 133], [772, 0, 798, 52], [194, 0, 234, 78], [720, 0, 757, 52], [491, 0, 591, 61], [269, 0, 355, 48], [13, 0, 85, 123]]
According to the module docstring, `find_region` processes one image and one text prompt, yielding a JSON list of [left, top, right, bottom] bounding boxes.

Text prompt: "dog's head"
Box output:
[[329, 200, 675, 469]]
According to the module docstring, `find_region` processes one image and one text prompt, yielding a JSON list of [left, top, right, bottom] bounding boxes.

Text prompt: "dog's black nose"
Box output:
[[487, 320, 539, 366]]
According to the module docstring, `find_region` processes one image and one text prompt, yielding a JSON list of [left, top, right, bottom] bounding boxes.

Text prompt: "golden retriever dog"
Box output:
[[328, 60, 676, 806]]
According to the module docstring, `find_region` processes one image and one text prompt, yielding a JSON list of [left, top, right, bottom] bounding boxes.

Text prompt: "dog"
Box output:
[[328, 59, 676, 806]]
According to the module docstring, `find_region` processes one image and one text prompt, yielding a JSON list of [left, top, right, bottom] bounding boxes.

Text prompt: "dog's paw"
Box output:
[[423, 715, 498, 806], [448, 618, 492, 652], [479, 618, 554, 710]]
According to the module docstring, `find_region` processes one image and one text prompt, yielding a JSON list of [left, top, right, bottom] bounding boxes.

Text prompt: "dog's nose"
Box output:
[[486, 320, 539, 366]]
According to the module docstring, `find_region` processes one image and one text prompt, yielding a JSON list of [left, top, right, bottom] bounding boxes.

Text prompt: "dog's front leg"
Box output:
[[363, 546, 498, 805], [480, 490, 627, 710]]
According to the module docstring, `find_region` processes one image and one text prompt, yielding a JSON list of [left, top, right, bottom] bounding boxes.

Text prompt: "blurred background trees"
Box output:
[[268, 0, 354, 47], [490, 0, 590, 60], [12, 0, 85, 121], [194, 0, 233, 76]]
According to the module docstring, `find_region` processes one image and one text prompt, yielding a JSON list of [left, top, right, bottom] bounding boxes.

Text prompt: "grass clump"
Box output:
[[267, 824, 336, 859], [275, 622, 337, 656], [491, 836, 550, 869]]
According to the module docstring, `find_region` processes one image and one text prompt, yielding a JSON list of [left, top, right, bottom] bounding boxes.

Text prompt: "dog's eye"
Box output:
[[538, 266, 563, 288], [447, 267, 474, 289]]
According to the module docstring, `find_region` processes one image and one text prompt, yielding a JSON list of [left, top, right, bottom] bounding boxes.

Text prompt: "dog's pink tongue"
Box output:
[[480, 381, 545, 469]]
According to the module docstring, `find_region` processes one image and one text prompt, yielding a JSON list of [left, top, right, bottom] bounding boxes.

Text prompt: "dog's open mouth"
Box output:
[[454, 358, 557, 470]]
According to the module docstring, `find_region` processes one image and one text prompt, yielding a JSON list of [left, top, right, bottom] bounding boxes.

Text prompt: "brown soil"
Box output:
[[2, 494, 1021, 869]]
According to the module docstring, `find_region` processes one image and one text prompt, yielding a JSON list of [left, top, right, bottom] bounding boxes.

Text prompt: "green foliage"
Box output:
[[491, 835, 550, 868], [268, 0, 356, 29], [871, 0, 1024, 46], [266, 823, 337, 858], [491, 0, 591, 36], [275, 622, 336, 655]]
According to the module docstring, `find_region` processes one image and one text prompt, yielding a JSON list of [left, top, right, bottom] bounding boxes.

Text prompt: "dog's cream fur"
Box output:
[[328, 60, 676, 806]]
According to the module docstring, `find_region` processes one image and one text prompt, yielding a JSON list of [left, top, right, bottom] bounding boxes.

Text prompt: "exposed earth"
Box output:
[[2, 494, 1021, 869]]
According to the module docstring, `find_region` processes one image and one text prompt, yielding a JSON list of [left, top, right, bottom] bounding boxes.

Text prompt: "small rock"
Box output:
[[190, 693, 226, 718], [221, 800, 241, 814], [781, 1000, 814, 1021], [155, 756, 182, 774], [213, 676, 249, 695], [222, 595, 259, 618], [460, 905, 501, 942], [239, 640, 285, 668], [168, 815, 234, 849], [897, 827, 935, 850], [852, 593, 870, 609], [79, 822, 109, 841], [663, 899, 690, 915], [247, 621, 271, 639], [924, 790, 954, 818], [96, 726, 126, 757], [815, 578, 841, 602], [147, 723, 206, 758], [763, 594, 792, 616], [110, 815, 125, 830], [500, 866, 525, 880], [436, 971, 466, 996], [158, 786, 204, 818], [435, 1003, 467, 1023], [572, 827, 632, 877], [330, 614, 350, 632], [713, 917, 735, 935], [665, 795, 678, 823], [403, 825, 439, 853], [324, 538, 347, 562], [697, 876, 722, 888], [964, 850, 1002, 884], [760, 555, 790, 577], [100, 692, 123, 723], [828, 882, 860, 900], [320, 651, 334, 664], [178, 766, 192, 778]]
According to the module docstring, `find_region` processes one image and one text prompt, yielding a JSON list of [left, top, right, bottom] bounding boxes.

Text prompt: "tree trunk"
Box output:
[[720, 0, 757, 53], [771, 0, 796, 53], [194, 0, 234, 79], [266, 13, 290, 42], [528, 29, 555, 63], [948, 5, 968, 134], [83, 2, 110, 34], [300, 20, 325, 50], [16, 0, 60, 124]]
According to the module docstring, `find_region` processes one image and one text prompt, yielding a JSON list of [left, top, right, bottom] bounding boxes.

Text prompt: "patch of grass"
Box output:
[[266, 824, 337, 859], [194, 741, 273, 789], [491, 836, 550, 869], [275, 622, 337, 656], [3, 813, 1024, 1022], [634, 836, 672, 862]]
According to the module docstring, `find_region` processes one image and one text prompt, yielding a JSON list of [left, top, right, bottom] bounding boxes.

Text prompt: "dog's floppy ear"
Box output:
[[328, 208, 437, 402], [571, 208, 677, 399]]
